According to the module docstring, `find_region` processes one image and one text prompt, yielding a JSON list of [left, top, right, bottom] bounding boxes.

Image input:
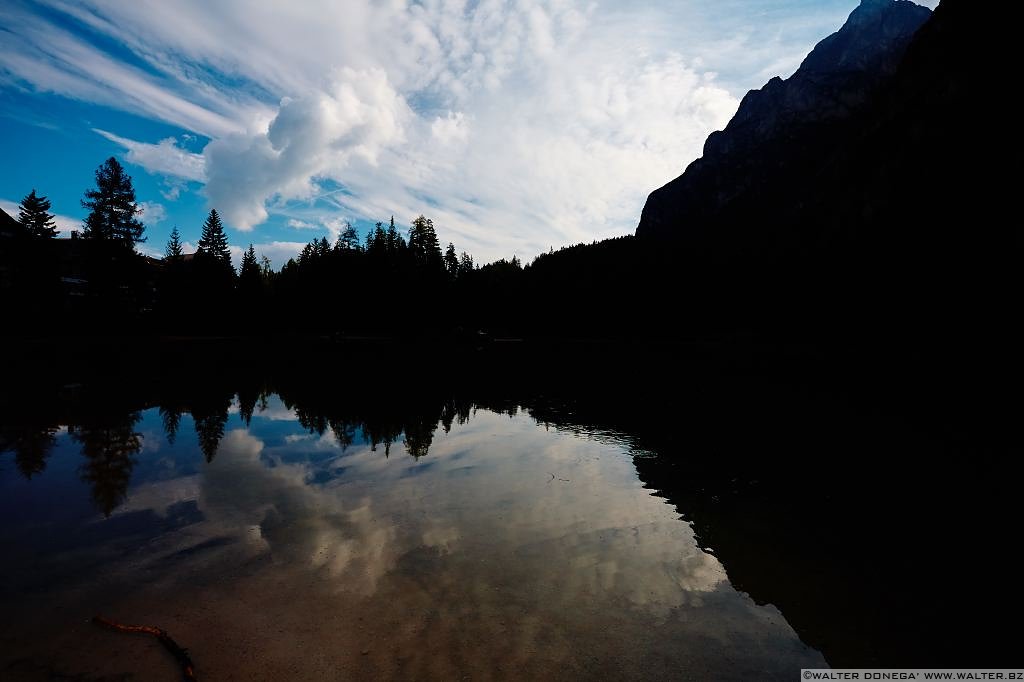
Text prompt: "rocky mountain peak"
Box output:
[[636, 0, 932, 239]]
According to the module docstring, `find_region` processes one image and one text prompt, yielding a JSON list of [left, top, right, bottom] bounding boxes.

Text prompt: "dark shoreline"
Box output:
[[3, 330, 1013, 452]]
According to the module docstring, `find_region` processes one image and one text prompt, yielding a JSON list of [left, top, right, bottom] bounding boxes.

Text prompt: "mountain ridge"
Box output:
[[636, 0, 931, 240]]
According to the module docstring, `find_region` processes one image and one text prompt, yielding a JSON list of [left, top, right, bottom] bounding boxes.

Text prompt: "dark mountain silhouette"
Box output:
[[637, 0, 932, 241], [629, 0, 1011, 370]]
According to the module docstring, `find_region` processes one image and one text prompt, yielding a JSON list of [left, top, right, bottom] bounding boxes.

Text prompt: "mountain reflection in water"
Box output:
[[0, 340, 1014, 678]]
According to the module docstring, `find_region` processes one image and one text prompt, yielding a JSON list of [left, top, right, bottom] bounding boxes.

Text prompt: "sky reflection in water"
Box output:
[[0, 395, 824, 680]]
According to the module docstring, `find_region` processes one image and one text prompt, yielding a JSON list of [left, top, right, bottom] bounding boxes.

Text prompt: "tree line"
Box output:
[[3, 155, 689, 340], [2, 156, 558, 337]]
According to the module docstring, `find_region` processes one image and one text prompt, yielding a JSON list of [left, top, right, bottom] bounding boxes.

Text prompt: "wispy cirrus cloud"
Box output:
[[0, 2, 259, 137]]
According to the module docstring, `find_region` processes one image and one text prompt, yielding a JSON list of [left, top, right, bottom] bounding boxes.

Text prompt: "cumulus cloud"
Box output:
[[188, 5, 736, 251], [204, 68, 410, 230], [5, 0, 888, 259], [138, 201, 166, 225]]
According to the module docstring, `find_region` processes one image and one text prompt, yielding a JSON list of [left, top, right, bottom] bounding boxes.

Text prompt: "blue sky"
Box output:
[[0, 0, 935, 267]]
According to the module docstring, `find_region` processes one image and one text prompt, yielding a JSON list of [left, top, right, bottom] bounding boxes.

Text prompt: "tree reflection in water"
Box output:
[[70, 413, 142, 517]]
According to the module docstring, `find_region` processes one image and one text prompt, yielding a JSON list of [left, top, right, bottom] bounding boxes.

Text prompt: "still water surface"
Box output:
[[0, 392, 824, 680]]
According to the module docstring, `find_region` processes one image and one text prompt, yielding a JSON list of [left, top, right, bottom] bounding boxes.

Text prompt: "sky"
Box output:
[[0, 0, 936, 267]]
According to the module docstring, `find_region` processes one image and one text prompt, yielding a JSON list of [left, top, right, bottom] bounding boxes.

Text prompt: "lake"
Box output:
[[0, 340, 1014, 679]]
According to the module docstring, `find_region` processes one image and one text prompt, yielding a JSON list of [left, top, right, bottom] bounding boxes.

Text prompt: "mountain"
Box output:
[[637, 0, 932, 240], [628, 0, 1011, 352]]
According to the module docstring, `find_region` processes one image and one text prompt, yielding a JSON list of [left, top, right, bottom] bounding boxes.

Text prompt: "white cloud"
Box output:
[[157, 176, 193, 201], [0, 198, 79, 236], [187, 5, 737, 253], [203, 67, 411, 231], [286, 215, 352, 241], [135, 243, 164, 259], [318, 216, 350, 241], [138, 201, 166, 225], [94, 129, 206, 182], [431, 111, 469, 145], [3, 0, 898, 260], [0, 4, 260, 137], [228, 241, 306, 270]]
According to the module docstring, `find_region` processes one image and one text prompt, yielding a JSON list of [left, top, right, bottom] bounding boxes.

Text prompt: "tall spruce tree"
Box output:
[[458, 252, 474, 277], [408, 215, 441, 267], [81, 157, 145, 246], [164, 225, 183, 259], [339, 222, 360, 250], [17, 189, 57, 238], [385, 216, 405, 252], [239, 244, 260, 285], [444, 242, 458, 277], [197, 209, 232, 266]]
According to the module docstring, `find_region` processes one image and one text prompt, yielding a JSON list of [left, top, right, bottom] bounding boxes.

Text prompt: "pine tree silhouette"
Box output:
[[197, 209, 231, 266], [81, 157, 145, 247], [445, 242, 458, 277], [409, 215, 442, 267], [165, 225, 184, 259], [17, 189, 57, 238], [339, 222, 360, 250], [240, 244, 259, 279]]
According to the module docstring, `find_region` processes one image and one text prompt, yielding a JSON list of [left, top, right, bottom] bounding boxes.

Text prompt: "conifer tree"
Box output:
[[385, 216, 405, 252], [259, 255, 274, 283], [408, 215, 441, 267], [444, 242, 458, 277], [339, 222, 360, 250], [240, 244, 259, 280], [197, 209, 232, 266], [17, 189, 57, 238], [367, 221, 387, 256], [239, 244, 261, 295], [164, 225, 183, 259], [159, 407, 181, 445], [81, 157, 145, 246]]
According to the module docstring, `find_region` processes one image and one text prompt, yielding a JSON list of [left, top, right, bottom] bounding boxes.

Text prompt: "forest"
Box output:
[[0, 161, 718, 342], [1, 156, 549, 338]]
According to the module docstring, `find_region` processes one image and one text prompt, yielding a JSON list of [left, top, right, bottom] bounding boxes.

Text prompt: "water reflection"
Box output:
[[70, 412, 142, 516], [1, 342, 1012, 676], [0, 421, 59, 479], [0, 372, 826, 679]]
